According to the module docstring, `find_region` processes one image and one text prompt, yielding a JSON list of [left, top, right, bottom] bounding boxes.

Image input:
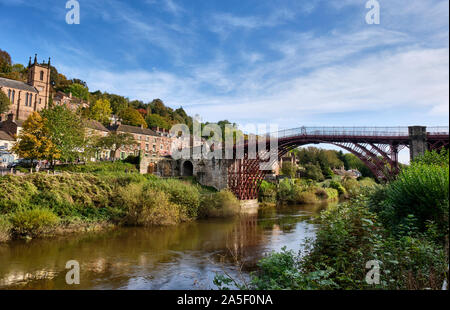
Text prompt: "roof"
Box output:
[[0, 130, 15, 141], [84, 119, 109, 132], [110, 124, 158, 136], [0, 77, 38, 93]]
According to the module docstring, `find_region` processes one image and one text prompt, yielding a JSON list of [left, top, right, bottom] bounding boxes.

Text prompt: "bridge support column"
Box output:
[[409, 126, 427, 161]]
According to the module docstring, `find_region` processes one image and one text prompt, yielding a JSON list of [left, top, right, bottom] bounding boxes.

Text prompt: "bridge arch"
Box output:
[[181, 160, 194, 177], [226, 126, 449, 200]]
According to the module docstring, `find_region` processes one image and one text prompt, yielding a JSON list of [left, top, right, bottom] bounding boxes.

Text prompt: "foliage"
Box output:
[[119, 107, 147, 128], [64, 83, 89, 101], [301, 163, 325, 182], [114, 183, 184, 226], [328, 180, 346, 196], [55, 161, 138, 173], [413, 148, 449, 167], [12, 112, 60, 161], [0, 216, 12, 242], [90, 98, 113, 125], [259, 181, 277, 203], [0, 89, 11, 114], [199, 190, 240, 218], [9, 208, 60, 238], [41, 105, 86, 162], [146, 113, 171, 130], [384, 161, 449, 236], [97, 131, 137, 156], [281, 162, 296, 178]]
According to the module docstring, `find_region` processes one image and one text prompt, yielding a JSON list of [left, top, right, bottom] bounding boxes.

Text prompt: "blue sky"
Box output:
[[0, 0, 448, 131]]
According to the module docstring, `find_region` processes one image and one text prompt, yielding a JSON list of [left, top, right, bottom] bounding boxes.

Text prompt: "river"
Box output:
[[0, 202, 334, 289]]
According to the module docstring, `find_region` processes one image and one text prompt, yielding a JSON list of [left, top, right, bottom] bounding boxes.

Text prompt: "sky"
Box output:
[[0, 0, 448, 162]]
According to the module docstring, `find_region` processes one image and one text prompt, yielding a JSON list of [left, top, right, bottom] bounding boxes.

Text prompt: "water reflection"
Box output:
[[0, 202, 334, 290]]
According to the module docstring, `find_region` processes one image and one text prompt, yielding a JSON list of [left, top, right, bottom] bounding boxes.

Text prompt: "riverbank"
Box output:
[[0, 162, 241, 242], [216, 150, 450, 290]]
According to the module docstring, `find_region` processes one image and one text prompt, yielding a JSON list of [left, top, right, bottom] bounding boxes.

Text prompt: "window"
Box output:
[[145, 144, 149, 151], [153, 145, 156, 152], [40, 71, 44, 81], [11, 91, 15, 104], [8, 89, 11, 99], [146, 136, 149, 142], [25, 93, 28, 107]]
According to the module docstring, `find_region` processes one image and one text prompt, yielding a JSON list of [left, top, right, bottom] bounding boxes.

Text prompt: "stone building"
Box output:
[[109, 124, 173, 160], [0, 55, 51, 121], [53, 91, 89, 111]]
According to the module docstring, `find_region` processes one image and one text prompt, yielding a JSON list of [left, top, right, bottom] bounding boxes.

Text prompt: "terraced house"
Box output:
[[109, 124, 173, 160]]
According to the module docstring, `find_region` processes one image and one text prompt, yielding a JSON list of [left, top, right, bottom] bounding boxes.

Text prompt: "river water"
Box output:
[[0, 203, 333, 290]]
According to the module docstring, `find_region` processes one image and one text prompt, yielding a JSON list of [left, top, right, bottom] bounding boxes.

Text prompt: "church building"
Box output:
[[0, 54, 51, 121]]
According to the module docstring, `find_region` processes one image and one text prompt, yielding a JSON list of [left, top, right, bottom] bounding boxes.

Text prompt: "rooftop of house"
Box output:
[[109, 124, 158, 136], [0, 77, 38, 93], [0, 130, 14, 141], [84, 119, 109, 132]]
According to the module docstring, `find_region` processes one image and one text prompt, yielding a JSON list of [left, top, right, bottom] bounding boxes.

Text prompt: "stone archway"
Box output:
[[182, 160, 194, 177]]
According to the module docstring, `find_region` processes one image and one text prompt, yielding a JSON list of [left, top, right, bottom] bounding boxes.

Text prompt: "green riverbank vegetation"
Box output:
[[0, 162, 240, 242], [216, 150, 449, 290]]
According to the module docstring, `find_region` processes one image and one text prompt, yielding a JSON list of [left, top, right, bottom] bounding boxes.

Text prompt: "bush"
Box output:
[[328, 180, 346, 196], [55, 161, 138, 174], [0, 216, 11, 242], [259, 181, 277, 203], [114, 183, 185, 226], [323, 188, 339, 201], [295, 191, 317, 204], [385, 162, 449, 235], [146, 178, 201, 218], [199, 190, 240, 218], [9, 208, 60, 238]]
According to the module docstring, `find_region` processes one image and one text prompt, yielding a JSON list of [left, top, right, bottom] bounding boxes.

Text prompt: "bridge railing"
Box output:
[[266, 126, 449, 139], [427, 126, 450, 135]]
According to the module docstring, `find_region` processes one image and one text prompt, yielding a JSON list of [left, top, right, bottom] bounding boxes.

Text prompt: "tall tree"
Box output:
[[119, 107, 147, 128], [12, 112, 60, 162], [40, 105, 86, 162], [0, 90, 11, 115], [65, 83, 89, 101], [90, 98, 113, 125]]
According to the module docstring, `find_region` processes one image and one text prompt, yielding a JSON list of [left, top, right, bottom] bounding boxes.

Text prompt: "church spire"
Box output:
[[48, 57, 51, 68], [34, 54, 37, 65], [28, 57, 32, 68]]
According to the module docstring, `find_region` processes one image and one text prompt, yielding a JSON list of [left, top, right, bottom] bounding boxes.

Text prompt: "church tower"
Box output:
[[27, 54, 51, 110]]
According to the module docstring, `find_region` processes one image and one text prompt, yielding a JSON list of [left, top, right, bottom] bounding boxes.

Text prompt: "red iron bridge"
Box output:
[[226, 125, 449, 200]]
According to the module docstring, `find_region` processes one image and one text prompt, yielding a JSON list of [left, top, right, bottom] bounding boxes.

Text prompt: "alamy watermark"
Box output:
[[66, 0, 80, 25], [365, 0, 380, 25], [65, 260, 80, 285], [365, 260, 381, 285]]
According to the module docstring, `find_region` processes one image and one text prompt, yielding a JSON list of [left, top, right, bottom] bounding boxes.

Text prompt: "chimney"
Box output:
[[69, 92, 72, 99], [140, 124, 144, 129]]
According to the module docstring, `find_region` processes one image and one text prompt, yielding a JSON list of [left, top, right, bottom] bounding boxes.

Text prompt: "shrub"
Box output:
[[385, 162, 449, 235], [296, 191, 317, 204], [55, 161, 138, 173], [9, 208, 60, 238], [324, 188, 339, 201], [146, 178, 201, 218], [199, 190, 240, 218], [259, 181, 277, 203], [114, 183, 185, 226], [328, 180, 346, 196], [278, 178, 295, 202], [342, 178, 361, 197], [0, 216, 11, 242]]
